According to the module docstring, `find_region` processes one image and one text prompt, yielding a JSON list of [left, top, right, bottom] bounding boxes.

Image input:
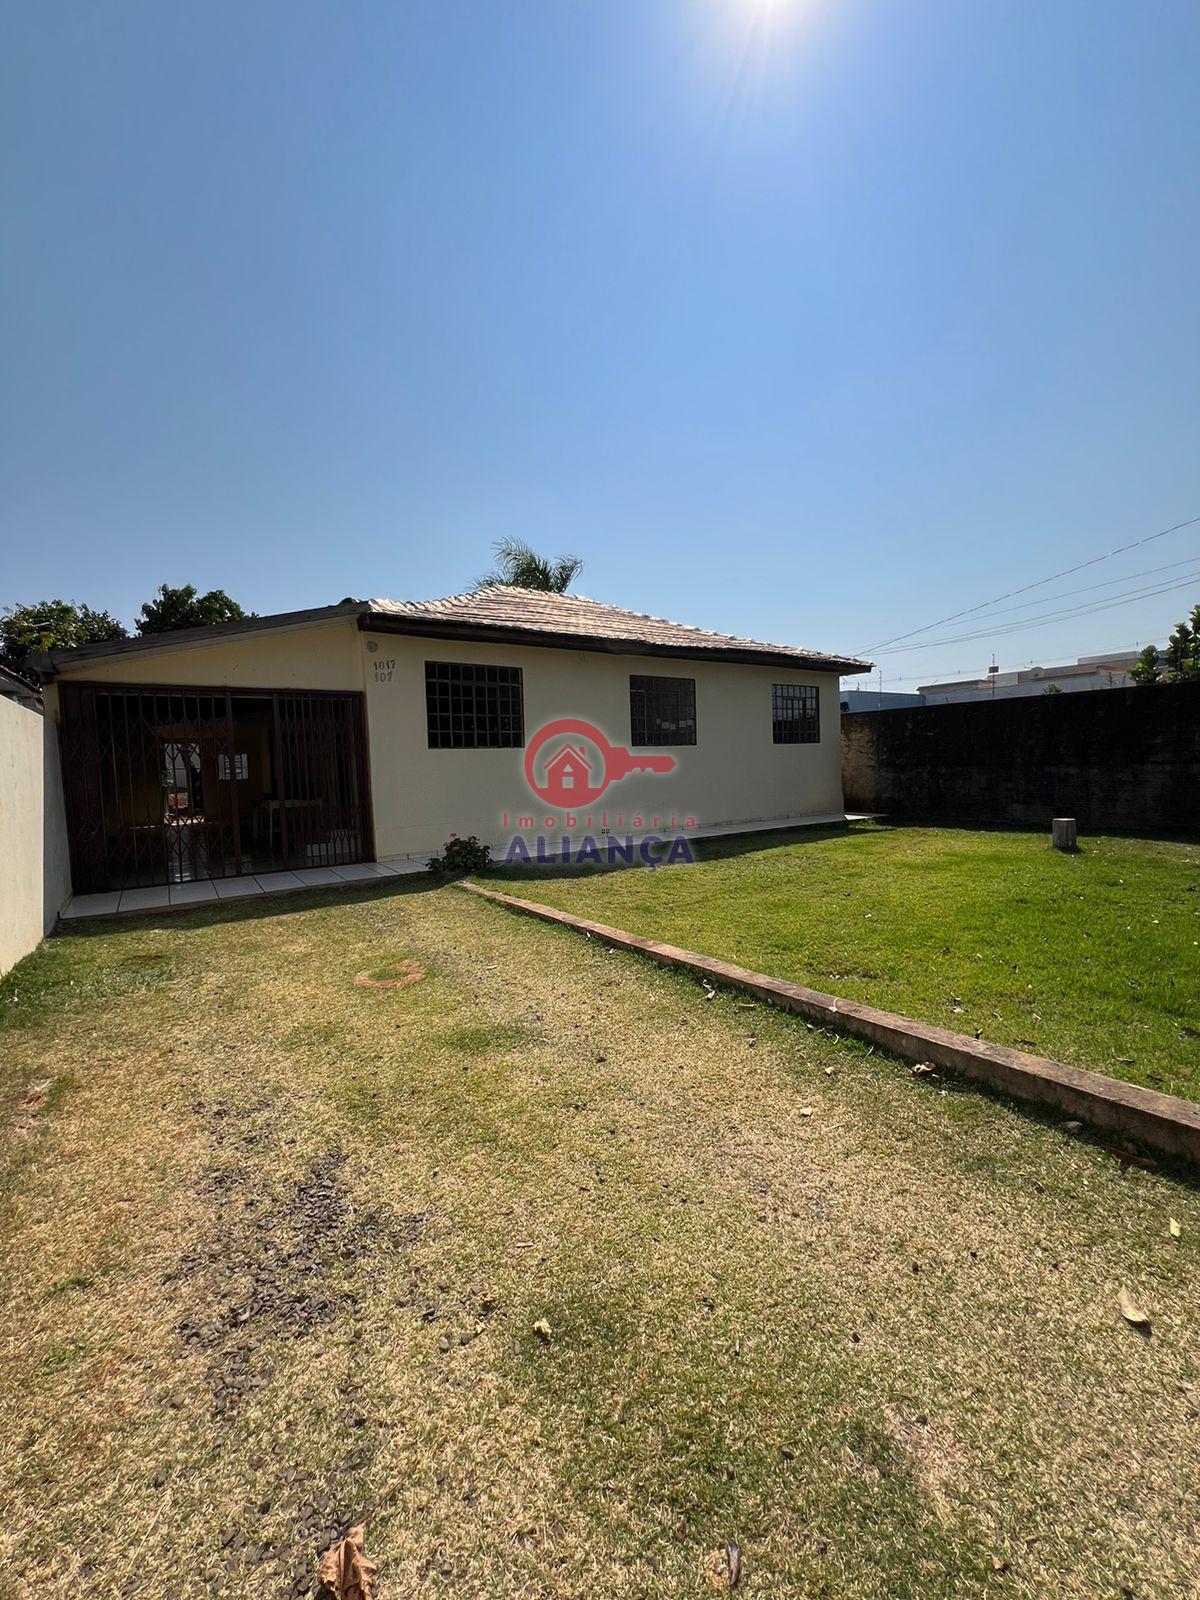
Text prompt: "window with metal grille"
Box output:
[[217, 752, 249, 781], [772, 683, 820, 744], [425, 661, 525, 749], [629, 674, 696, 747]]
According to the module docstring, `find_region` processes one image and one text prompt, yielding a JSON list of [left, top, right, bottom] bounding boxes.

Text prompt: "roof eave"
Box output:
[[31, 601, 368, 681], [361, 610, 869, 675]]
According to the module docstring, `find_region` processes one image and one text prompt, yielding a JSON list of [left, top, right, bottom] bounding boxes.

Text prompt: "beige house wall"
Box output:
[[45, 615, 847, 874], [48, 619, 365, 697], [0, 697, 72, 974], [362, 631, 845, 858]]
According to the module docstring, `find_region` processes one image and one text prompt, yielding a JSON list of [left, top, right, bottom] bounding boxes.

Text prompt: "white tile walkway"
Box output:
[[60, 856, 428, 921], [58, 813, 878, 923]]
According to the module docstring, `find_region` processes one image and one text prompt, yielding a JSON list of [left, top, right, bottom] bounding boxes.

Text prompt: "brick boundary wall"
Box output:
[[841, 680, 1200, 831], [459, 880, 1200, 1165]]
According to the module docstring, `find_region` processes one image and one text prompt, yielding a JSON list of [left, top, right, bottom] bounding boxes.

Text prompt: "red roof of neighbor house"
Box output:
[[366, 585, 870, 673]]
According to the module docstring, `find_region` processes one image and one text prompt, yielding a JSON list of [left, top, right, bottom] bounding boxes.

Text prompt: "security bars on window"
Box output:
[[425, 661, 525, 749], [772, 683, 819, 744], [629, 674, 697, 747]]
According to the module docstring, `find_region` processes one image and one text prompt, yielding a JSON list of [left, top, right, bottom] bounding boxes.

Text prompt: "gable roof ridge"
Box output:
[[367, 583, 826, 658]]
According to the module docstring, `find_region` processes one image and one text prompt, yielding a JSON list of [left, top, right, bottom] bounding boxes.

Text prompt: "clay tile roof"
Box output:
[[366, 585, 869, 673]]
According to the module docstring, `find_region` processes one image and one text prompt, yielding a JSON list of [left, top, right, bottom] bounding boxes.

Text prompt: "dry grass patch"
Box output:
[[0, 881, 1198, 1598]]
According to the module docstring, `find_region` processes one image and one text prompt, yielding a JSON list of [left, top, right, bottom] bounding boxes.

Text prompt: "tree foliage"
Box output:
[[1131, 604, 1200, 684], [2, 582, 254, 673], [0, 600, 128, 676], [136, 583, 248, 636], [1130, 644, 1162, 686], [477, 538, 583, 593]]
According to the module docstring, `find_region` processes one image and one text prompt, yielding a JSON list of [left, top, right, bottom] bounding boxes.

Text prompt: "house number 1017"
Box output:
[[373, 658, 396, 683]]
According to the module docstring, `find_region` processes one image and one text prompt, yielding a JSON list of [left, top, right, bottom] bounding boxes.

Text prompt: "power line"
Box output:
[[872, 569, 1200, 654], [943, 551, 1199, 623], [858, 512, 1200, 654]]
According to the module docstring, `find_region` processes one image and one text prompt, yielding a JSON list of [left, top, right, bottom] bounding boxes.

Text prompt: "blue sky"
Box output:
[[2, 0, 1197, 688]]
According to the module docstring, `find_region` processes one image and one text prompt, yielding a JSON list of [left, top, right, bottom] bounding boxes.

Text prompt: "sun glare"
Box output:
[[700, 0, 819, 81]]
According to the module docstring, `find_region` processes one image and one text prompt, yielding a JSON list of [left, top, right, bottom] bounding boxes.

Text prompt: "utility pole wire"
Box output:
[[858, 513, 1200, 654], [871, 568, 1200, 654]]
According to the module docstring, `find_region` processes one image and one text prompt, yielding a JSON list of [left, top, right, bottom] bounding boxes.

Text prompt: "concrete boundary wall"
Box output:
[[460, 881, 1200, 1165], [0, 698, 72, 975], [841, 680, 1200, 830]]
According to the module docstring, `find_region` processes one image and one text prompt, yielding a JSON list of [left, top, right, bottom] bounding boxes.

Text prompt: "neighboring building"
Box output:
[[839, 689, 925, 713], [919, 651, 1141, 705], [0, 664, 43, 710], [34, 586, 869, 895], [841, 650, 1144, 712]]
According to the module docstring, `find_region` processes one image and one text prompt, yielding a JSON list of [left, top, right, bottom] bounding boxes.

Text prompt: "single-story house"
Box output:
[[34, 585, 870, 894]]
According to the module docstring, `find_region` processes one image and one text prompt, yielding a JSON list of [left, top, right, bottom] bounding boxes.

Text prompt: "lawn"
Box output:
[[486, 822, 1200, 1101], [2, 880, 1199, 1599]]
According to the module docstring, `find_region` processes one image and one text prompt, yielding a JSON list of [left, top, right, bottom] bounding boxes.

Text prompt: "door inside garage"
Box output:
[[58, 683, 374, 894]]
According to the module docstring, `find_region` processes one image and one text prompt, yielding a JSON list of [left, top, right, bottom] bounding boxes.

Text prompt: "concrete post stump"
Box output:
[[1052, 817, 1078, 852]]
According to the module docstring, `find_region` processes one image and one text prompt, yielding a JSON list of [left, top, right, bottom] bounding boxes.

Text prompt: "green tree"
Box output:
[[0, 599, 127, 676], [1130, 643, 1162, 686], [1163, 618, 1197, 682], [136, 583, 248, 636], [477, 538, 583, 593]]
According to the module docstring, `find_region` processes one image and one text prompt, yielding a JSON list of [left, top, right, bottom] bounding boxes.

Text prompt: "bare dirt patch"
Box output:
[[353, 961, 425, 990]]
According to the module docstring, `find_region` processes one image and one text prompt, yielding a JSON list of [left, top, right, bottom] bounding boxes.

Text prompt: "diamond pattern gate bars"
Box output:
[[58, 683, 374, 894]]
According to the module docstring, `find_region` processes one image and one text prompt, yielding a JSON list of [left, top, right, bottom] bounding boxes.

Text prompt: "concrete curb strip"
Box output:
[[460, 880, 1200, 1165]]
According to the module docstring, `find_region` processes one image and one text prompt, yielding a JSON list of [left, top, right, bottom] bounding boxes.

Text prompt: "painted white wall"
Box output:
[[0, 697, 72, 975], [363, 631, 845, 857]]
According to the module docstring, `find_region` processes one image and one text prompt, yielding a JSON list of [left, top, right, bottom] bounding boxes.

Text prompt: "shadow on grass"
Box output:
[[484, 819, 878, 885]]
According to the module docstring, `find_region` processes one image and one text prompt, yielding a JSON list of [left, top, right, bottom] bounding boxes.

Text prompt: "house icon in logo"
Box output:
[[542, 743, 593, 797]]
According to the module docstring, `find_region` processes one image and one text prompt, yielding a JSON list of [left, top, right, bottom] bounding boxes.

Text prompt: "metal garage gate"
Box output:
[[58, 683, 374, 894]]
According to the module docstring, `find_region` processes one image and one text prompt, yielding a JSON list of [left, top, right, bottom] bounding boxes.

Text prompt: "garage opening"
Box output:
[[58, 684, 374, 894]]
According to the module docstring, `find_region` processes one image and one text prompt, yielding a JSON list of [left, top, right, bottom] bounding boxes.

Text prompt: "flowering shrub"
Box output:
[[426, 833, 492, 875]]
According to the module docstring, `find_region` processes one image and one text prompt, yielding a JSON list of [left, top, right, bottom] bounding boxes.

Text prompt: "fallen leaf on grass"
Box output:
[[317, 1523, 377, 1600], [533, 1318, 552, 1341], [1169, 1217, 1182, 1239], [799, 1107, 813, 1118], [727, 1542, 742, 1589], [1118, 1289, 1151, 1329], [911, 1063, 937, 1077], [1061, 1120, 1084, 1135], [703, 1544, 743, 1591]]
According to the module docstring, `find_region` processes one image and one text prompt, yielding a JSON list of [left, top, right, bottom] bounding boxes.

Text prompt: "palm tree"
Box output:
[[477, 538, 583, 593]]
